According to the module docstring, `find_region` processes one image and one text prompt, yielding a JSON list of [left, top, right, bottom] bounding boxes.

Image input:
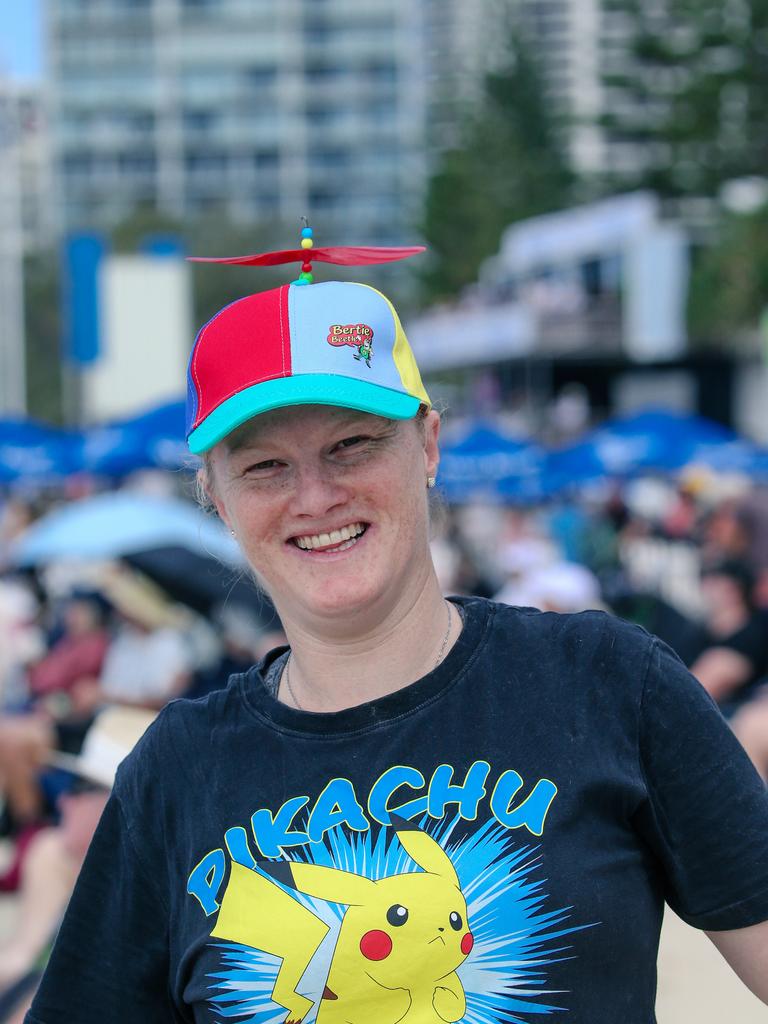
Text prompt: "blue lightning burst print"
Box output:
[[205, 818, 594, 1024]]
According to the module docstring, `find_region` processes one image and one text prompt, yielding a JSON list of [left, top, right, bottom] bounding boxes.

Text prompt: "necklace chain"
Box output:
[[283, 600, 454, 712]]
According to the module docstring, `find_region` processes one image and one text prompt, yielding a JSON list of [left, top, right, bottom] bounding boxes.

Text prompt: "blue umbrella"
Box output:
[[80, 400, 190, 476], [11, 492, 243, 567], [544, 409, 739, 492], [691, 439, 768, 477], [0, 418, 82, 482], [0, 400, 191, 483], [438, 422, 546, 503]]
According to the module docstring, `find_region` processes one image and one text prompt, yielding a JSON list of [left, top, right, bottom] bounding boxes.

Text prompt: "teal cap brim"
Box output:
[[187, 374, 422, 454]]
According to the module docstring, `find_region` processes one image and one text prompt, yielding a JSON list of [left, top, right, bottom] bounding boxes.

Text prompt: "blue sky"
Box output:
[[0, 1, 42, 81]]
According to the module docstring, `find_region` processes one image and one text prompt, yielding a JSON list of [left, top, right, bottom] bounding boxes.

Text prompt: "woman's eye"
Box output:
[[244, 459, 281, 473], [336, 436, 367, 451]]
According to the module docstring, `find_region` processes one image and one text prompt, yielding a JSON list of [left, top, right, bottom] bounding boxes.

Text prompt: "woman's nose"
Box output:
[[288, 463, 349, 518]]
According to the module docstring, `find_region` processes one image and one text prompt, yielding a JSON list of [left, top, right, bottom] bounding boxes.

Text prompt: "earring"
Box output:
[[427, 476, 436, 489]]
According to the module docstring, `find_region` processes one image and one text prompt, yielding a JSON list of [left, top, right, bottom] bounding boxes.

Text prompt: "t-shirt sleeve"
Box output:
[[635, 636, 768, 931], [25, 791, 181, 1024]]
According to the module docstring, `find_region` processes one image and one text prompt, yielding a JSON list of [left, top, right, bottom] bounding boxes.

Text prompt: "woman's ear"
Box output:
[[197, 462, 232, 531], [422, 409, 441, 481]]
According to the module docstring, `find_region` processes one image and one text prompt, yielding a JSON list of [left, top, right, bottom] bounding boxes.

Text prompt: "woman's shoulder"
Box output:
[[462, 596, 658, 699], [114, 672, 252, 789], [467, 594, 654, 655]]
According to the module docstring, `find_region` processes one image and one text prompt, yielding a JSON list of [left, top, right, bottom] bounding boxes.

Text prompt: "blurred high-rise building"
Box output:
[[422, 0, 503, 150], [47, 0, 430, 242], [0, 82, 52, 251], [0, 80, 51, 414], [511, 0, 674, 181], [511, 0, 607, 175]]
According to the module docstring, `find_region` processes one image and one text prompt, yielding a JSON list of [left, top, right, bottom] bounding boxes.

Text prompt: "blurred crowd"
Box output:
[[2, 470, 768, 1018], [0, 487, 284, 1022], [432, 473, 768, 772]]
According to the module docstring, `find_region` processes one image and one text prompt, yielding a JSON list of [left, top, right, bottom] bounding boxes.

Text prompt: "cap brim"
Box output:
[[187, 374, 423, 454]]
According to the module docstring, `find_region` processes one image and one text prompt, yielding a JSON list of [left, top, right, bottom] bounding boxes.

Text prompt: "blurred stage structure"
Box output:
[[409, 192, 766, 441], [411, 193, 688, 370]]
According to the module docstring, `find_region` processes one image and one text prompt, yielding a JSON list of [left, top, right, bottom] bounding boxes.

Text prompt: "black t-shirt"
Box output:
[[26, 598, 768, 1024]]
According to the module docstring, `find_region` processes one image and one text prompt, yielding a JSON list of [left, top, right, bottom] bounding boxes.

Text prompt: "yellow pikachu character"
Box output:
[[212, 814, 474, 1024]]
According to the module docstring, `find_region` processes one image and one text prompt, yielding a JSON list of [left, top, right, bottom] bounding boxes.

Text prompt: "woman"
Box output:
[[26, 257, 768, 1024]]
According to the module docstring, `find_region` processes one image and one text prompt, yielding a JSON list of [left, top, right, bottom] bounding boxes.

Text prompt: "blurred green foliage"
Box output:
[[419, 33, 573, 302], [688, 203, 768, 342], [24, 253, 64, 424], [599, 0, 768, 198]]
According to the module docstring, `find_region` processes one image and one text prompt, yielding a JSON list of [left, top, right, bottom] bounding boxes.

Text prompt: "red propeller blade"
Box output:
[[188, 245, 425, 267]]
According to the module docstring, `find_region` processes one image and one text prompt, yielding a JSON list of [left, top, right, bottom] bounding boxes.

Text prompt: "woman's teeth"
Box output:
[[293, 522, 366, 551]]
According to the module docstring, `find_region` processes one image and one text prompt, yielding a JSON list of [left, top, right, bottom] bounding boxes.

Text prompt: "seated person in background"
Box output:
[[26, 591, 111, 710], [0, 567, 192, 834], [688, 560, 768, 713], [0, 577, 43, 711], [0, 707, 156, 1024], [0, 591, 112, 830], [68, 567, 193, 716]]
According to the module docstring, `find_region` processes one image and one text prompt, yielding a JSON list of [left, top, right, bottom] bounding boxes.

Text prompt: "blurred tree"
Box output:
[[110, 205, 293, 325], [24, 253, 64, 424], [599, 0, 768, 197], [419, 32, 573, 302], [687, 202, 768, 341]]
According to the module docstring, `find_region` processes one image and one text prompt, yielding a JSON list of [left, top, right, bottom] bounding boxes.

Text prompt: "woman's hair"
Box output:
[[196, 452, 216, 516]]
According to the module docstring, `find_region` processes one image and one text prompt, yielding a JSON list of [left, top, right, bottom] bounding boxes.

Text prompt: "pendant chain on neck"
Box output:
[[283, 600, 454, 712]]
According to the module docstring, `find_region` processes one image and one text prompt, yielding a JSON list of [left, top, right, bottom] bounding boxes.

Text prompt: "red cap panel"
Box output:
[[189, 285, 291, 433]]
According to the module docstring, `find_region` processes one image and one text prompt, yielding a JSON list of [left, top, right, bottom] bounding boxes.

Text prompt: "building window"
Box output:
[[253, 150, 279, 168]]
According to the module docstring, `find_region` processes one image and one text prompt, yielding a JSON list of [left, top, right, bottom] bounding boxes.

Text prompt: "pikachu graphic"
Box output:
[[211, 814, 474, 1024]]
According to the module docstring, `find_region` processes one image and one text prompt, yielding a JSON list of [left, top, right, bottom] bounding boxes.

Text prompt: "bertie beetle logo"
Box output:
[[327, 323, 374, 368]]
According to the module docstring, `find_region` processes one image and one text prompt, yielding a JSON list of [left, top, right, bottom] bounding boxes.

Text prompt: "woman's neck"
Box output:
[[275, 573, 462, 712]]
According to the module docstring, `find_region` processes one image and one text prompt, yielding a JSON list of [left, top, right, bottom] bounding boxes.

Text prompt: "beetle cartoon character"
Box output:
[[211, 815, 474, 1024], [353, 334, 373, 367]]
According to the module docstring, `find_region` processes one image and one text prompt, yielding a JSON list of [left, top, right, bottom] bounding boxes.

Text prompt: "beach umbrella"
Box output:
[[10, 492, 242, 568], [124, 545, 275, 621], [0, 418, 81, 482], [438, 421, 546, 502], [80, 400, 190, 476], [545, 409, 738, 491]]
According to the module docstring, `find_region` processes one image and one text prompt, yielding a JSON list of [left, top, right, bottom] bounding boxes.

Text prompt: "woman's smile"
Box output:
[[290, 521, 369, 553]]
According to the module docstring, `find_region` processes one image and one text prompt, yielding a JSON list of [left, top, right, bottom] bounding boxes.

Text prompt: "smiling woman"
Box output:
[[26, 241, 768, 1024]]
